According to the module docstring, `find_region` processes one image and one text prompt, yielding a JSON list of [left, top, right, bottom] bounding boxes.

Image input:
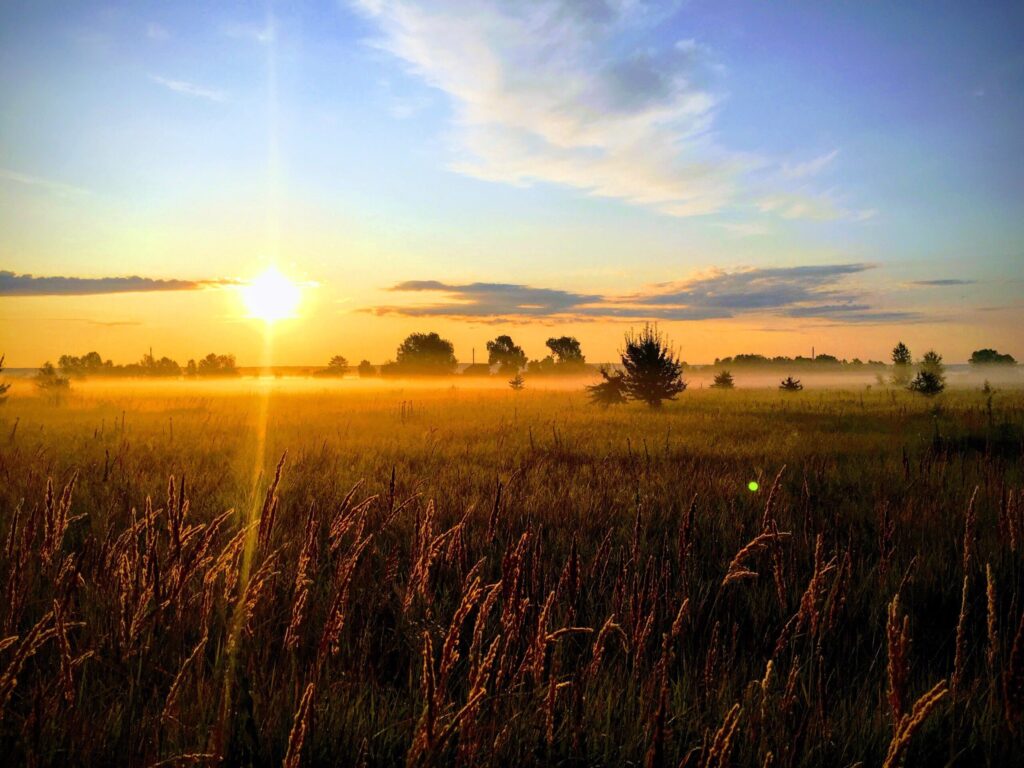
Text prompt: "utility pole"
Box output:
[[472, 347, 475, 365]]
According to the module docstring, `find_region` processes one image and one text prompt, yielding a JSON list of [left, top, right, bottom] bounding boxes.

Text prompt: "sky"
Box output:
[[1, 0, 1022, 367]]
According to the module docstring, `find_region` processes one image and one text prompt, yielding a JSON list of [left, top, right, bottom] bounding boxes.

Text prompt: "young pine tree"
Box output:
[[891, 341, 913, 386], [620, 325, 686, 409], [908, 350, 945, 396], [711, 370, 735, 389]]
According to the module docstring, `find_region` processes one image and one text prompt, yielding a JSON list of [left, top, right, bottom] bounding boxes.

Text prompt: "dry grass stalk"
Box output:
[[284, 502, 321, 651], [0, 611, 57, 719], [702, 703, 742, 768], [986, 564, 999, 675], [881, 680, 948, 768], [886, 594, 911, 720], [161, 633, 209, 725], [283, 682, 316, 768], [952, 489, 978, 700], [722, 531, 791, 586], [256, 452, 287, 554]]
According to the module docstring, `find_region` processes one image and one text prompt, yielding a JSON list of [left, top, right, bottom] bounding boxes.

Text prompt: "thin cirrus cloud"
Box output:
[[371, 264, 921, 324], [0, 271, 237, 297], [0, 167, 89, 197], [910, 279, 976, 286], [353, 0, 750, 217], [353, 1, 871, 221], [149, 74, 225, 102]]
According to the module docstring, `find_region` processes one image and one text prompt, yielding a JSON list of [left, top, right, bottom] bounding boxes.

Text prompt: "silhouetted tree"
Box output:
[[779, 376, 803, 391], [326, 355, 349, 375], [59, 351, 111, 378], [620, 325, 686, 409], [711, 370, 735, 390], [0, 355, 10, 402], [395, 332, 457, 374], [546, 336, 586, 368], [587, 366, 627, 407], [969, 348, 1016, 366], [185, 359, 197, 377], [196, 353, 238, 376], [891, 342, 912, 386], [909, 350, 945, 395], [357, 360, 376, 377], [508, 373, 525, 391], [487, 335, 527, 374]]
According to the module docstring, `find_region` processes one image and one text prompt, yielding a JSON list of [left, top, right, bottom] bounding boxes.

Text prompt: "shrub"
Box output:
[[779, 376, 803, 391]]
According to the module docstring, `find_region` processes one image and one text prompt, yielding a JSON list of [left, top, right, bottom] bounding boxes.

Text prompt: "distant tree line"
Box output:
[[49, 351, 239, 379], [29, 339, 1019, 389], [712, 353, 887, 368]]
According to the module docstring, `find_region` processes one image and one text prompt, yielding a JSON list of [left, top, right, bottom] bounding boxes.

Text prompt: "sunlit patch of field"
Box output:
[[0, 380, 1022, 766]]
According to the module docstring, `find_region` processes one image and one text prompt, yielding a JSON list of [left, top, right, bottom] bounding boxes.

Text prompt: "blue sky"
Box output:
[[1, 0, 1022, 365]]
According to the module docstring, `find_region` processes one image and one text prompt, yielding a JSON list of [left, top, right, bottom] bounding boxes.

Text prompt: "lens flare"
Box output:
[[748, 481, 760, 492]]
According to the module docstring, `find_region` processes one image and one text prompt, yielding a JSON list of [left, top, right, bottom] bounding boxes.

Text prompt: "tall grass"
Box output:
[[0, 381, 1022, 766]]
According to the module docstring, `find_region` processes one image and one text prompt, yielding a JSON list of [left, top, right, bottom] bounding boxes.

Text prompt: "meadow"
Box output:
[[0, 378, 1022, 766]]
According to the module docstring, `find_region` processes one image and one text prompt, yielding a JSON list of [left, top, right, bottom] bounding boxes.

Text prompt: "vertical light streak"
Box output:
[[218, 2, 281, 757]]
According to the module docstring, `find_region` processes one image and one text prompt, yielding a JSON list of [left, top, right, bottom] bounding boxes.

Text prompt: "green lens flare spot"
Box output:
[[748, 481, 760, 492]]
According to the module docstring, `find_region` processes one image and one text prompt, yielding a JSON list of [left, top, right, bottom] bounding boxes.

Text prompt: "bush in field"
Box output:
[[35, 361, 70, 390], [779, 376, 803, 391], [711, 370, 735, 389], [620, 325, 686, 408], [909, 350, 946, 395], [587, 365, 627, 407], [394, 332, 457, 374], [891, 341, 913, 386], [487, 335, 527, 374], [508, 373, 525, 391]]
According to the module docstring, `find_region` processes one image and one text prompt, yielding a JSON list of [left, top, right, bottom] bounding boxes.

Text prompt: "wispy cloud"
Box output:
[[910, 279, 976, 286], [0, 271, 236, 297], [782, 150, 839, 180], [757, 192, 876, 222], [354, 0, 753, 217], [371, 264, 918, 324], [149, 75, 225, 102], [0, 168, 89, 197]]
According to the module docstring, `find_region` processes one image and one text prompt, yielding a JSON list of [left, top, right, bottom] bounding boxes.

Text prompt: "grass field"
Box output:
[[1, 379, 1022, 766]]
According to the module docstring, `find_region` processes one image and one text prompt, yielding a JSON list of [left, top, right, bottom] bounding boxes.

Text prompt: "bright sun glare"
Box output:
[[241, 267, 302, 323]]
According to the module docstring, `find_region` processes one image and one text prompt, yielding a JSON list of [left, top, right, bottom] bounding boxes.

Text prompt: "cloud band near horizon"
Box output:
[[0, 271, 236, 296], [371, 264, 923, 324]]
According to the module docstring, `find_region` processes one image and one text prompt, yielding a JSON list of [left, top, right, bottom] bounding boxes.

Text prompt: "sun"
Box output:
[[241, 267, 302, 323]]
